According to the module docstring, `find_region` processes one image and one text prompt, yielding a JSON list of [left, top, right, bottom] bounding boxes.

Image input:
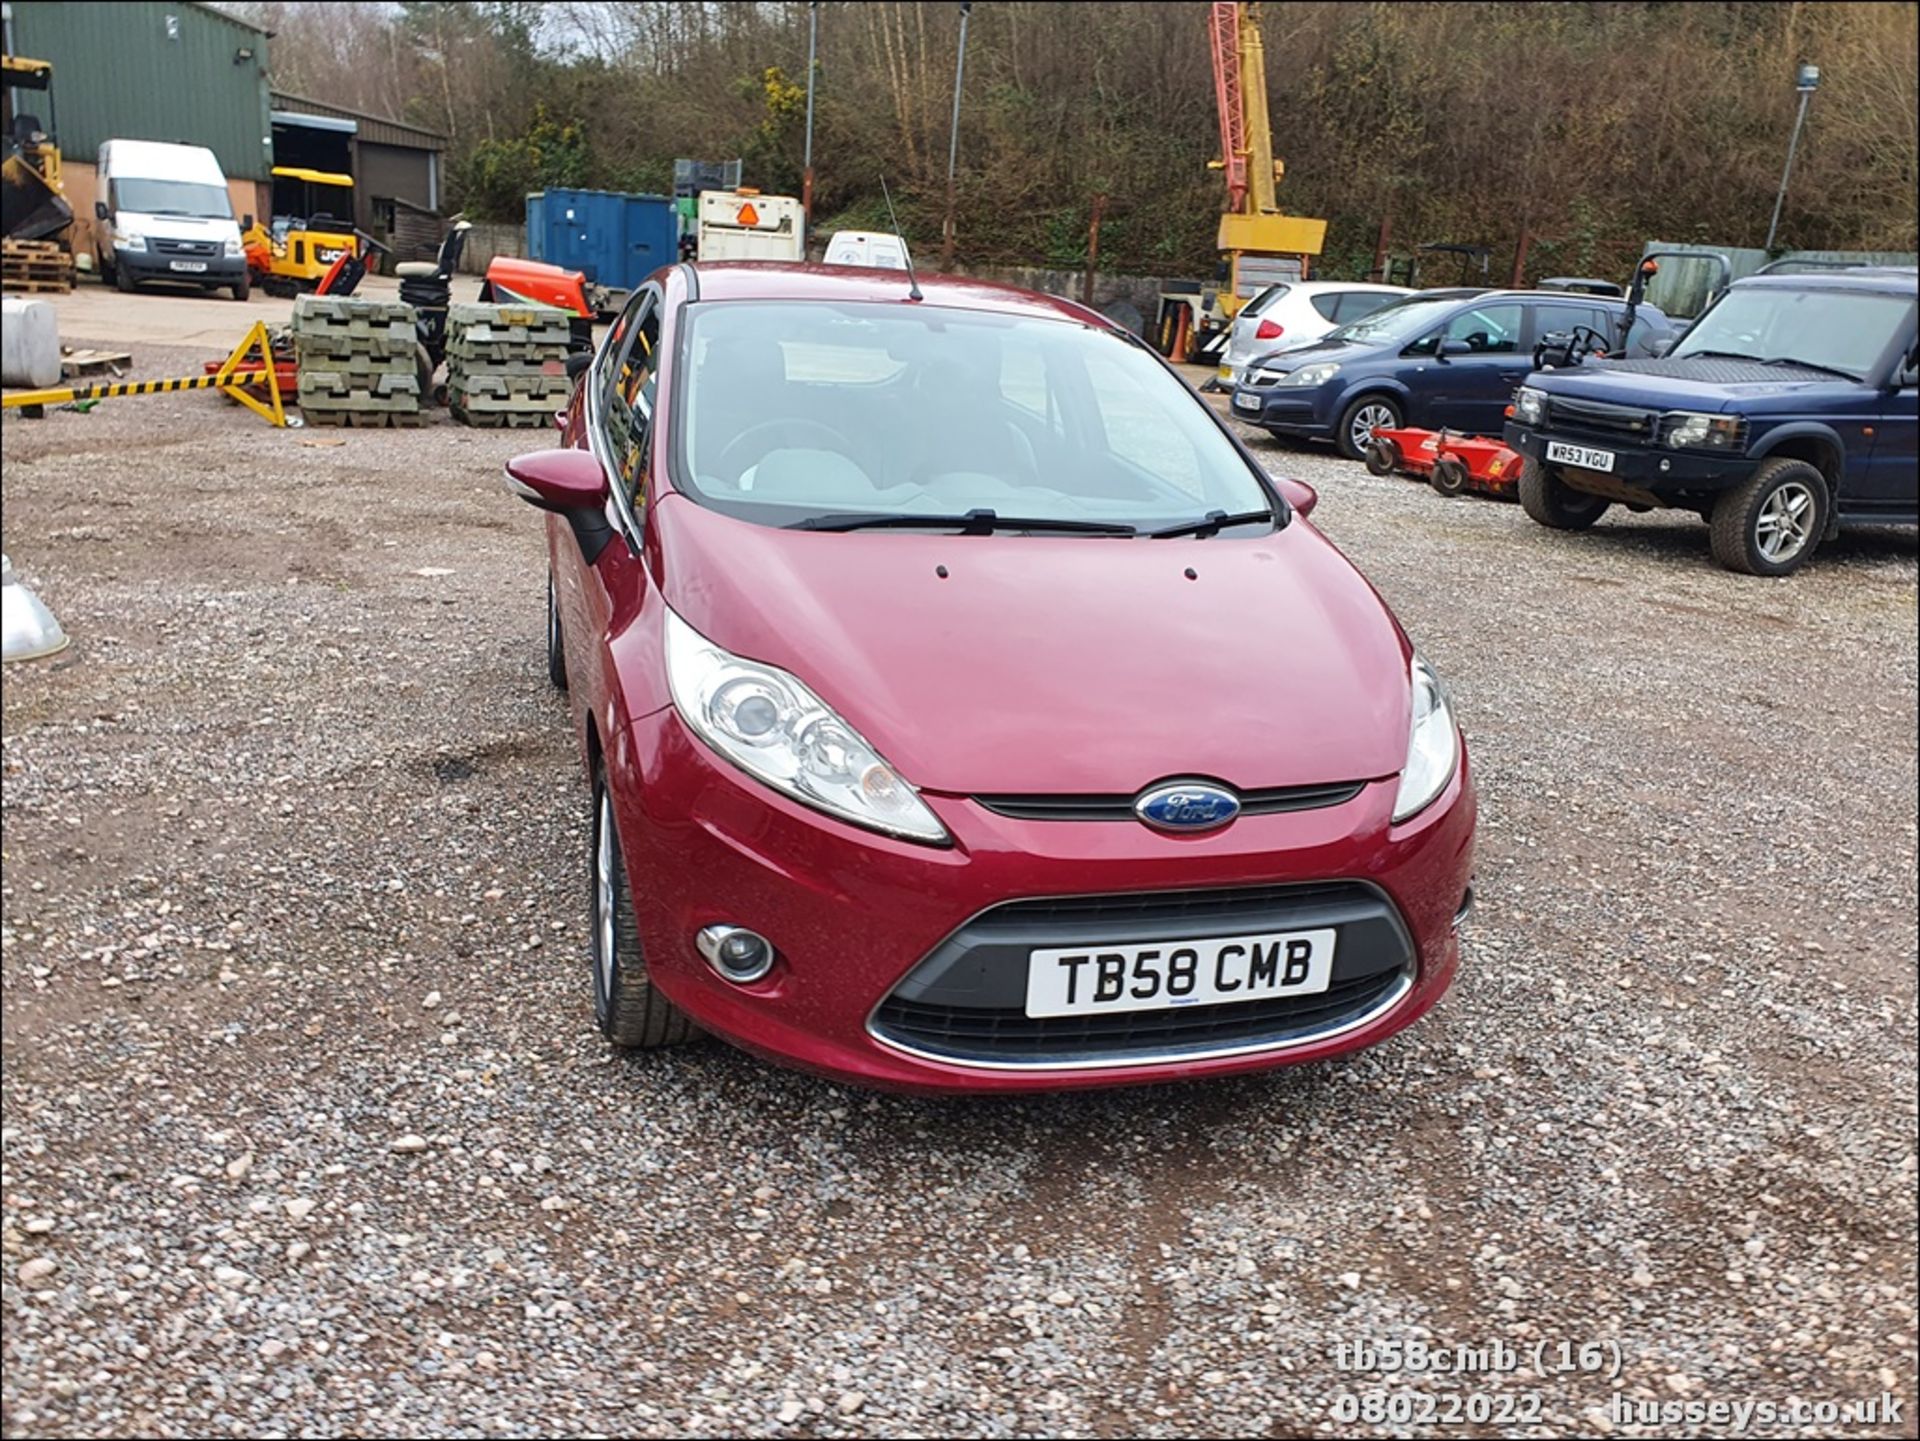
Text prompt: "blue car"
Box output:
[[1230, 288, 1677, 457], [1506, 266, 1918, 575]]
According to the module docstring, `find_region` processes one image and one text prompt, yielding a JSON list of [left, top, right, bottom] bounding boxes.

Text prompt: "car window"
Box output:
[[1410, 303, 1523, 355], [602, 292, 660, 503], [1082, 350, 1206, 500], [1533, 302, 1612, 344], [1333, 291, 1398, 323], [1244, 284, 1289, 318], [677, 301, 1270, 529], [1309, 292, 1343, 322]]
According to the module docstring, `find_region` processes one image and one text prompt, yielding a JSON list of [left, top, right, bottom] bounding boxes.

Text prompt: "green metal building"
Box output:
[[3, 0, 272, 181]]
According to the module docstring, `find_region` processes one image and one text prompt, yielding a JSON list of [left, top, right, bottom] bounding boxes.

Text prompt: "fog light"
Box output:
[[697, 924, 775, 984]]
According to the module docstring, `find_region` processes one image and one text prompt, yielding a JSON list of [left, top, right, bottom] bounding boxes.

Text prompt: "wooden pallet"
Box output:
[[2, 240, 74, 294], [60, 348, 131, 379]]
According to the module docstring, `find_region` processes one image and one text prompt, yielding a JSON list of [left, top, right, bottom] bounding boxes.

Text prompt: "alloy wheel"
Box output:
[[1755, 480, 1815, 564], [1349, 402, 1397, 455]]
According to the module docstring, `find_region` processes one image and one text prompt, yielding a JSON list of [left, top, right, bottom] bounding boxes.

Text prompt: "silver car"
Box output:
[[1219, 280, 1413, 387]]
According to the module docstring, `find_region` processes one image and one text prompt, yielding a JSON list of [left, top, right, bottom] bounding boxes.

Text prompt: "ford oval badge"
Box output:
[[1134, 781, 1241, 833]]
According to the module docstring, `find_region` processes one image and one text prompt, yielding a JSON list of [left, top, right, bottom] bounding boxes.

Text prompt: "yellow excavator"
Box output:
[[243, 166, 357, 295], [1, 54, 72, 244], [1154, 3, 1327, 366]]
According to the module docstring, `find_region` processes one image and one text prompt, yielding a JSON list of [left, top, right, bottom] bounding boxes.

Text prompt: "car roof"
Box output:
[[686, 261, 1107, 326], [1732, 268, 1918, 296], [1274, 279, 1411, 294]]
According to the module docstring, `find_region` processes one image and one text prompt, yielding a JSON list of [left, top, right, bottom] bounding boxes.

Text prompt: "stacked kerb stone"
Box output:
[[447, 303, 574, 429], [293, 295, 422, 427]]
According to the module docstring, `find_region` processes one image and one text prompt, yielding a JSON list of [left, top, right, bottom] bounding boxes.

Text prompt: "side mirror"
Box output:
[[1647, 335, 1675, 359], [1898, 359, 1919, 390], [1437, 339, 1472, 359], [94, 200, 109, 221], [564, 350, 594, 379], [242, 213, 255, 232], [1275, 475, 1317, 518], [504, 449, 616, 562]]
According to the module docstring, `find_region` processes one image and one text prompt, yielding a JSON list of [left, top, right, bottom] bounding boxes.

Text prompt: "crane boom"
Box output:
[[1209, 3, 1247, 215]]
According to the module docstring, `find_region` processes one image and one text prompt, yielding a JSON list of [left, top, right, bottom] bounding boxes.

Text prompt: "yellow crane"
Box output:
[[1156, 3, 1327, 366]]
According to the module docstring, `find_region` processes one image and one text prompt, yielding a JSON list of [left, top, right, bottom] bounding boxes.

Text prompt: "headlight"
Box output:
[[224, 238, 243, 258], [1512, 386, 1547, 425], [1275, 362, 1342, 388], [115, 233, 147, 252], [664, 607, 949, 844], [1661, 411, 1745, 451], [1392, 654, 1459, 823]]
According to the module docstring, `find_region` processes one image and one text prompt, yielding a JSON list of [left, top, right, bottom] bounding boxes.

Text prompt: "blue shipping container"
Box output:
[[525, 188, 678, 292]]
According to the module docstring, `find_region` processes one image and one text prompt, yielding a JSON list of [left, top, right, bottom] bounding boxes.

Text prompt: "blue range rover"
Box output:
[[1505, 267, 1919, 575]]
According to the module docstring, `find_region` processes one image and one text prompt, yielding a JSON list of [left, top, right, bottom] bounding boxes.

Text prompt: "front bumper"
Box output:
[[1505, 423, 1753, 491], [614, 707, 1476, 1093], [117, 249, 246, 285], [1228, 382, 1339, 438]]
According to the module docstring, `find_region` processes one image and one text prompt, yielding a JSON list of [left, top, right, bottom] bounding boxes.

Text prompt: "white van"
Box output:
[[695, 190, 805, 262], [94, 140, 250, 300], [822, 230, 911, 271]]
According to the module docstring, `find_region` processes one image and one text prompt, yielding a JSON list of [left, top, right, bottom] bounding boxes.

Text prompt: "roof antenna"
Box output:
[[879, 174, 923, 302]]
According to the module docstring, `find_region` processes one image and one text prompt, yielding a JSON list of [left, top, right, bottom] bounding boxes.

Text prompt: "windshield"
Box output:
[[677, 301, 1273, 530], [113, 177, 232, 220], [1673, 288, 1914, 378], [1323, 295, 1468, 346]]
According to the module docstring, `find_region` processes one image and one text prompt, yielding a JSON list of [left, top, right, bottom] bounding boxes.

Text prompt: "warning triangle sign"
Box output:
[[737, 202, 760, 227]]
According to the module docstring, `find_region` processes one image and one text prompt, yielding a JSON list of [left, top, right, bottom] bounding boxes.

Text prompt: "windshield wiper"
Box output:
[[1759, 356, 1860, 381], [791, 508, 1137, 536], [1144, 508, 1276, 539]]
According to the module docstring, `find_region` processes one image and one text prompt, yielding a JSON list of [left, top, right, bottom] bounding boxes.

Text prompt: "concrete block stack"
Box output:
[[446, 303, 574, 429], [292, 295, 422, 427]]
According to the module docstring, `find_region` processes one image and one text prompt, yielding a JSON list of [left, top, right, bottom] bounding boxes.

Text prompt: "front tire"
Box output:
[[590, 765, 699, 1049], [1519, 458, 1610, 530], [1337, 395, 1402, 460], [230, 272, 251, 301], [114, 261, 135, 294], [1709, 458, 1828, 576], [545, 572, 568, 690]]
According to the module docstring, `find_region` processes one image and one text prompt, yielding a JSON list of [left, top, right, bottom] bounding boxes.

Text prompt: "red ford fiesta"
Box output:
[[505, 262, 1475, 1093]]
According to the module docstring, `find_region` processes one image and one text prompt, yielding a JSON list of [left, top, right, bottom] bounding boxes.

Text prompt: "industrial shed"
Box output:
[[269, 90, 447, 252], [3, 0, 274, 252]]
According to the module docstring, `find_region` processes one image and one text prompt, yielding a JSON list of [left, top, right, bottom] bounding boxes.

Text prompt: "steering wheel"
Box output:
[[1536, 324, 1613, 368], [715, 418, 856, 481]]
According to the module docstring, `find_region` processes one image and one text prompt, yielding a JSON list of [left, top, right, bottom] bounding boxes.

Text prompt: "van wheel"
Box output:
[[114, 262, 136, 294], [1337, 395, 1401, 460], [230, 272, 251, 301], [1519, 458, 1610, 530], [1709, 458, 1828, 576]]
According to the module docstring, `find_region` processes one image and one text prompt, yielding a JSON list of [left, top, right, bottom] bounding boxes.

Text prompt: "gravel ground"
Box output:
[[3, 338, 1916, 1438]]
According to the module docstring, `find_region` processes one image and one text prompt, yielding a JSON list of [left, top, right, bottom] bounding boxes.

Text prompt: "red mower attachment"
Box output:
[[1362, 425, 1523, 499]]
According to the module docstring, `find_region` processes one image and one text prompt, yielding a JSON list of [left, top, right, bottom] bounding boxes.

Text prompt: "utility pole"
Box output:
[[941, 1, 973, 271], [802, 2, 819, 226], [1764, 62, 1819, 254]]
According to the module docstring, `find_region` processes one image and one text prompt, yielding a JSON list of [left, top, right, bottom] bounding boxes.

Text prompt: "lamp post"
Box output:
[[802, 2, 819, 224], [1763, 62, 1819, 254], [940, 1, 973, 271]]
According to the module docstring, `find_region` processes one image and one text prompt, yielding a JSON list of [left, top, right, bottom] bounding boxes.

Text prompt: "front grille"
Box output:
[[976, 781, 1365, 823], [869, 880, 1416, 1067], [152, 237, 218, 258], [1545, 394, 1656, 439], [873, 967, 1407, 1065]]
